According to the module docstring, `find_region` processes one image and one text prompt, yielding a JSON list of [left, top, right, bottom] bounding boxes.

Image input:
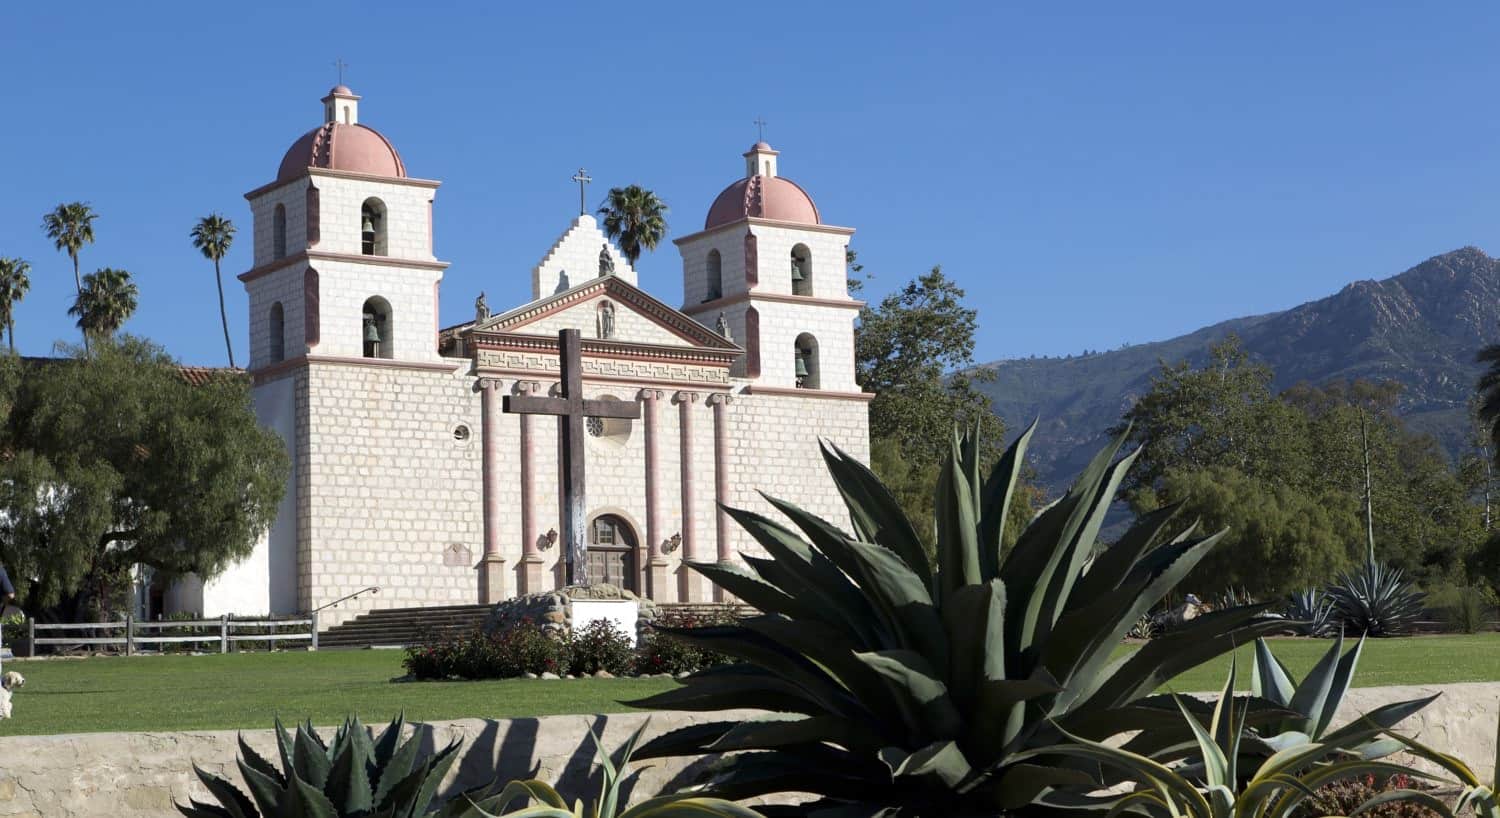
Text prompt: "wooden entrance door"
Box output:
[[588, 515, 638, 592]]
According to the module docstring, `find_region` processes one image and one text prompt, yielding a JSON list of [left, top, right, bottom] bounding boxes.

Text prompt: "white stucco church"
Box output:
[[173, 85, 871, 625]]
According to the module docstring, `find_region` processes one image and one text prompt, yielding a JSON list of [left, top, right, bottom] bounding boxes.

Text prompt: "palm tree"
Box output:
[[69, 268, 138, 341], [1479, 343, 1500, 465], [597, 185, 668, 267], [191, 214, 237, 367], [0, 258, 31, 354], [42, 202, 99, 352]]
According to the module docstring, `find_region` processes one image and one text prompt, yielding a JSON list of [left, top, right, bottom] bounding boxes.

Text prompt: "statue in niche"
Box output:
[[598, 301, 616, 339], [554, 270, 571, 294], [598, 244, 615, 277], [715, 311, 732, 342], [474, 291, 489, 323]]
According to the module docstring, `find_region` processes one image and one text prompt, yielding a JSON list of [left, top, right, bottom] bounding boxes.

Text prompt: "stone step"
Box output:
[[316, 604, 494, 649]]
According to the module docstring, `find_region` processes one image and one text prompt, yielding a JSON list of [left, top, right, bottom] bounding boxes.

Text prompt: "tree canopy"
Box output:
[[0, 338, 288, 616], [857, 265, 1000, 468], [1118, 336, 1485, 594]]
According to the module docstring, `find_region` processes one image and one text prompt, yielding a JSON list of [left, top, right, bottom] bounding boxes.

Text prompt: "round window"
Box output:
[[453, 424, 471, 442]]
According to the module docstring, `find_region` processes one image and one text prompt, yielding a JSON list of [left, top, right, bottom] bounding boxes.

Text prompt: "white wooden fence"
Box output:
[[24, 614, 319, 656]]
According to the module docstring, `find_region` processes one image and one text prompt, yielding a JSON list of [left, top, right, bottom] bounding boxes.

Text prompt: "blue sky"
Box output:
[[2, 2, 1499, 366]]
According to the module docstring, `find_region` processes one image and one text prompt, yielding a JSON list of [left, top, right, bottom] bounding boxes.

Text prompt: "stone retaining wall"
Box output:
[[3, 684, 1500, 817]]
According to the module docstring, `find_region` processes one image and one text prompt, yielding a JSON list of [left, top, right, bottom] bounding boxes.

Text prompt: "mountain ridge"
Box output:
[[976, 247, 1500, 491]]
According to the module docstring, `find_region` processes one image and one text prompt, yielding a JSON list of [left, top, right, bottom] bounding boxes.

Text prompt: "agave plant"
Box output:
[[459, 720, 761, 817], [631, 425, 1288, 816], [1328, 561, 1426, 637], [1028, 663, 1454, 818], [1249, 634, 1436, 759], [178, 714, 485, 818], [1282, 589, 1336, 638]]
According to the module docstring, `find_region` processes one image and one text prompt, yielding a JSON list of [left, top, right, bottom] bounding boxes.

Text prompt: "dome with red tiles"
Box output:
[[703, 142, 821, 229], [275, 87, 406, 182]]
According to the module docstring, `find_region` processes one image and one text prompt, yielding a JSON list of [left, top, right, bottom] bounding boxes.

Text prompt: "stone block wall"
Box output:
[[301, 361, 481, 624], [6, 685, 1500, 817], [0, 709, 767, 818]]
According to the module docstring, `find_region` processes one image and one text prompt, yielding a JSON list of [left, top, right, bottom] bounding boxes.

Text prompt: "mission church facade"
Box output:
[[175, 86, 871, 624]]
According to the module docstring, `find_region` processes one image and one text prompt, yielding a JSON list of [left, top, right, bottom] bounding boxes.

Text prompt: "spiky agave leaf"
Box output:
[[632, 425, 1284, 814]]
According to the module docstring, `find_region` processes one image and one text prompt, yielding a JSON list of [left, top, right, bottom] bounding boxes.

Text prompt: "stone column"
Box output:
[[516, 381, 548, 595], [478, 379, 507, 603], [640, 389, 671, 601], [707, 393, 732, 602], [674, 391, 703, 602]]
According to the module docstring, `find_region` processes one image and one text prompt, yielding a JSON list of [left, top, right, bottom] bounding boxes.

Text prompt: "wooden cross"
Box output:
[[571, 168, 592, 216], [333, 58, 349, 85], [753, 116, 767, 141], [503, 329, 640, 586]]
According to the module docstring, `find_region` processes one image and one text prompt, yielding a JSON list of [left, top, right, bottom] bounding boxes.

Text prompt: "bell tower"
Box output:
[[675, 142, 861, 392], [241, 85, 448, 370]]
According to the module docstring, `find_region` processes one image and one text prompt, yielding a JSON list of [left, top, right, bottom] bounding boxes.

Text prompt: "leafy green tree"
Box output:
[[190, 214, 237, 368], [1115, 335, 1307, 509], [857, 265, 1000, 467], [597, 185, 667, 266], [0, 258, 31, 354], [0, 337, 287, 618], [1160, 465, 1362, 595], [41, 202, 98, 353], [68, 267, 137, 340]]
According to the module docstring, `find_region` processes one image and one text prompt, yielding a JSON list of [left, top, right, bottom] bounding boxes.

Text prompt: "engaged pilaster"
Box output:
[[515, 380, 548, 595], [674, 390, 703, 602], [706, 392, 733, 603], [640, 389, 670, 601], [478, 378, 507, 603]]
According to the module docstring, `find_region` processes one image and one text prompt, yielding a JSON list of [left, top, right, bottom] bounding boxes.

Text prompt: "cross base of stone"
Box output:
[[477, 555, 508, 604]]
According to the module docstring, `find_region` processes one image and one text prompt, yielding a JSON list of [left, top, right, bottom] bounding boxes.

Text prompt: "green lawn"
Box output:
[[3, 634, 1499, 737], [0, 650, 675, 737]]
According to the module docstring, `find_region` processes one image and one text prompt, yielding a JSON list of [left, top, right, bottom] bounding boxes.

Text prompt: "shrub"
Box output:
[[0, 612, 23, 648], [635, 609, 739, 675], [403, 619, 570, 680], [565, 619, 634, 676], [1428, 584, 1492, 634]]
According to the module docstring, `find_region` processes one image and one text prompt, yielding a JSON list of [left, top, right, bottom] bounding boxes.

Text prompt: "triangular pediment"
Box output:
[[471, 275, 740, 352]]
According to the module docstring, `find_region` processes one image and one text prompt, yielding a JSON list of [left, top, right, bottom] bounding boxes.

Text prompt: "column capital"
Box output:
[[705, 392, 732, 407], [512, 379, 542, 396], [638, 388, 666, 402], [673, 390, 700, 405], [478, 377, 505, 393]]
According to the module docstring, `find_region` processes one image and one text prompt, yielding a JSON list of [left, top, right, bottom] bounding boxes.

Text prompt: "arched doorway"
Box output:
[[587, 513, 639, 592]]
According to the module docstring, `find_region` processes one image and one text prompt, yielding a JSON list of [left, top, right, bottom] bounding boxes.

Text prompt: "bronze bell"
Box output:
[[795, 353, 810, 378], [363, 314, 381, 343]]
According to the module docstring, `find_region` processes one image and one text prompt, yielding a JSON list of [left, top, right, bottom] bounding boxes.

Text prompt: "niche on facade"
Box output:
[[705, 248, 723, 301], [268, 302, 285, 363], [791, 244, 812, 296]]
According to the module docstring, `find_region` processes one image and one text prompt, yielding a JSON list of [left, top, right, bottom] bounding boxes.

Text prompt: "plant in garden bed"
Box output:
[[631, 424, 1287, 816], [566, 620, 634, 677], [1030, 663, 1456, 818], [178, 713, 489, 817], [1249, 634, 1436, 760], [455, 720, 761, 817], [635, 610, 738, 676]]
